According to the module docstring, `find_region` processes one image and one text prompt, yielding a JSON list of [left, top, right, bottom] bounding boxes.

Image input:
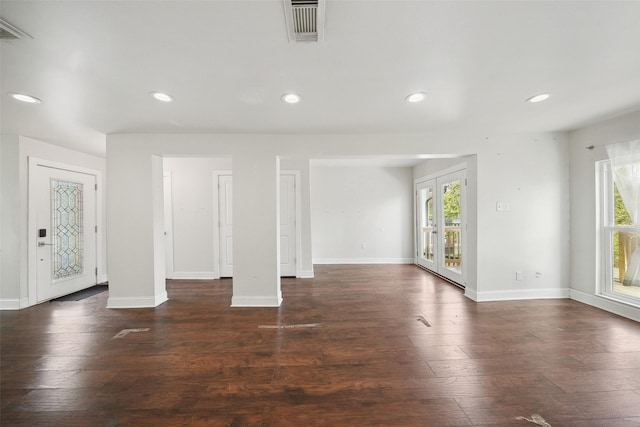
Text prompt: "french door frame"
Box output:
[[415, 168, 467, 286]]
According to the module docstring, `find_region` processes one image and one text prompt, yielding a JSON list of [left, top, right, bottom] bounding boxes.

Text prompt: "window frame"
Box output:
[[597, 160, 640, 307]]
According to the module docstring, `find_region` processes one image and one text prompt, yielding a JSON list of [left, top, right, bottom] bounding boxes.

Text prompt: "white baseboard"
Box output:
[[0, 299, 21, 310], [231, 295, 283, 307], [107, 292, 168, 309], [464, 288, 478, 301], [312, 258, 414, 265], [570, 289, 640, 322], [299, 269, 314, 279], [170, 272, 216, 280], [475, 288, 570, 302]]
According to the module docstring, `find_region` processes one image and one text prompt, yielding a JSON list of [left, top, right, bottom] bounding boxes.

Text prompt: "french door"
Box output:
[[416, 170, 466, 285], [30, 159, 98, 302]]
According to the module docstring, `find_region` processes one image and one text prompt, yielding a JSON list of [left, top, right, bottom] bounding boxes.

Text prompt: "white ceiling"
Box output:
[[2, 0, 640, 157]]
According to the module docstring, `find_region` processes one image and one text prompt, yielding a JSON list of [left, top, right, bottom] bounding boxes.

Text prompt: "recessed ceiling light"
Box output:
[[281, 93, 301, 104], [526, 93, 550, 103], [9, 93, 42, 104], [150, 91, 174, 102], [405, 92, 427, 103]]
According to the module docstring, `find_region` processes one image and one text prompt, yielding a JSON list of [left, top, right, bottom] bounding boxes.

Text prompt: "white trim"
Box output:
[[97, 274, 108, 284], [475, 288, 570, 302], [570, 289, 640, 323], [414, 161, 468, 186], [231, 295, 283, 307], [0, 299, 22, 310], [299, 269, 315, 278], [464, 288, 478, 301], [313, 258, 414, 265], [107, 293, 168, 309], [170, 272, 216, 280]]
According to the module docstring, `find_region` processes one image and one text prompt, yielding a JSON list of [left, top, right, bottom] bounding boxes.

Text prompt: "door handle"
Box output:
[[38, 242, 54, 247]]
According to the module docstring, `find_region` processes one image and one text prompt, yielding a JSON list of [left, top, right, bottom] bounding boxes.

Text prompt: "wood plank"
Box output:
[[2, 264, 640, 425]]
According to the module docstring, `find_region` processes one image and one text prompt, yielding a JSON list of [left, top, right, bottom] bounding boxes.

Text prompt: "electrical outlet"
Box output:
[[496, 202, 511, 211], [516, 271, 523, 281]]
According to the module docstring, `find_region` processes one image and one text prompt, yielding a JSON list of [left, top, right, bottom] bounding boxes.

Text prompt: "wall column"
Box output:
[[231, 152, 281, 306], [106, 142, 167, 308]]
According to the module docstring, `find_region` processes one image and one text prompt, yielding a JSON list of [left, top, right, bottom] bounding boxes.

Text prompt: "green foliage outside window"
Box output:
[[443, 181, 461, 221]]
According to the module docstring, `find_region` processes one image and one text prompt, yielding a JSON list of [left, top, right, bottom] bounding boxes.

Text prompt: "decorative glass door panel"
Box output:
[[52, 180, 84, 280]]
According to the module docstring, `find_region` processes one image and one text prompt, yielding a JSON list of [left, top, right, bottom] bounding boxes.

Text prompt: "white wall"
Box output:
[[475, 135, 570, 301], [0, 135, 20, 307], [106, 131, 569, 308], [0, 135, 107, 309], [569, 109, 640, 321], [311, 165, 414, 264]]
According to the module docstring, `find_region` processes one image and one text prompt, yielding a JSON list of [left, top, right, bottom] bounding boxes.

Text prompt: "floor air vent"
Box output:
[[284, 0, 325, 42], [0, 18, 32, 40]]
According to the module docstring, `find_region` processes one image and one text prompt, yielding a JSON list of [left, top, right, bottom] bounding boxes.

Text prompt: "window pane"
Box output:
[[443, 180, 461, 273], [612, 230, 640, 299], [614, 184, 633, 226]]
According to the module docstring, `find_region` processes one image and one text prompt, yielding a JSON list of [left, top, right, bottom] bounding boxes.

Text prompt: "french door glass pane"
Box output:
[[422, 187, 435, 261], [51, 179, 84, 280], [443, 179, 462, 273]]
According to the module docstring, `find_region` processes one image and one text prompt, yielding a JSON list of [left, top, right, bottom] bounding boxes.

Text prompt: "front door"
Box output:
[[32, 161, 97, 302]]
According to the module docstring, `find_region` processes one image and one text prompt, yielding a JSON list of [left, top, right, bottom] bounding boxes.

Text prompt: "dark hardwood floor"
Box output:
[[2, 265, 640, 426]]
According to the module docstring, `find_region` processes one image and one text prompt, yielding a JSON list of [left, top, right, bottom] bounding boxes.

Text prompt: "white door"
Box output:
[[218, 174, 234, 277], [217, 173, 297, 277], [280, 174, 297, 277], [163, 174, 174, 279], [416, 170, 465, 285], [33, 164, 97, 302]]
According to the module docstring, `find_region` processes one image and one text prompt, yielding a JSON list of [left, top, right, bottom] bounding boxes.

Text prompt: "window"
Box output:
[[597, 147, 640, 306]]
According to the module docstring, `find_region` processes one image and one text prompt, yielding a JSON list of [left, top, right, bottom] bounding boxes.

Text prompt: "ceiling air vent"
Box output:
[[0, 18, 32, 40], [283, 0, 325, 43]]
